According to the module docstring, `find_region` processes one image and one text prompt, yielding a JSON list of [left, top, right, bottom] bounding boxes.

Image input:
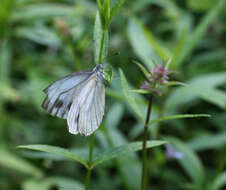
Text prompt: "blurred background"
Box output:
[[0, 0, 226, 190]]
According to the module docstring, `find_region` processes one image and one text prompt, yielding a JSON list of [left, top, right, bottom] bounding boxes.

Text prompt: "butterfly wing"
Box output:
[[67, 74, 105, 136], [42, 71, 92, 119]]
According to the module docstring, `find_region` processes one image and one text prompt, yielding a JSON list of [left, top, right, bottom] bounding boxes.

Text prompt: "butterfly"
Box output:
[[42, 64, 105, 136]]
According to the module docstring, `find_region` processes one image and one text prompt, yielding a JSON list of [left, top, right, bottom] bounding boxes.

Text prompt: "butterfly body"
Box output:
[[42, 64, 105, 136]]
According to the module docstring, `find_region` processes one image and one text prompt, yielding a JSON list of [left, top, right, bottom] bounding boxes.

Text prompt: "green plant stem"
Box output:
[[85, 134, 95, 190], [141, 94, 153, 190]]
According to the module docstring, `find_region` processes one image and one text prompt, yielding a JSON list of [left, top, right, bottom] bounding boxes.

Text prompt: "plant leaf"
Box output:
[[14, 25, 61, 47], [128, 17, 171, 68], [164, 137, 204, 184], [165, 81, 186, 87], [174, 0, 224, 68], [149, 114, 210, 126], [0, 148, 43, 178], [94, 11, 109, 64], [211, 172, 226, 190], [188, 132, 226, 151], [133, 60, 150, 80], [166, 72, 226, 111], [11, 4, 75, 21], [129, 89, 150, 94], [108, 0, 126, 25], [22, 177, 83, 190], [119, 68, 144, 121], [17, 144, 88, 168], [92, 140, 167, 168]]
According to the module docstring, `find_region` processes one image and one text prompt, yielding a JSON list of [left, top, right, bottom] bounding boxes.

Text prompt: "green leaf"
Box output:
[[107, 127, 141, 190], [128, 17, 171, 68], [0, 82, 20, 102], [188, 132, 226, 151], [11, 4, 75, 21], [149, 114, 210, 126], [18, 144, 88, 168], [103, 0, 111, 27], [96, 0, 103, 10], [211, 172, 226, 190], [164, 137, 204, 184], [119, 68, 144, 121], [188, 86, 226, 109], [108, 0, 126, 26], [105, 103, 124, 129], [165, 81, 186, 87], [174, 0, 224, 67], [187, 0, 217, 12], [166, 72, 226, 111], [92, 140, 166, 168], [0, 40, 11, 81], [22, 177, 83, 190], [22, 179, 52, 190], [170, 24, 188, 69], [0, 148, 43, 177], [14, 25, 61, 47], [133, 60, 150, 80], [94, 11, 109, 64], [129, 89, 150, 94]]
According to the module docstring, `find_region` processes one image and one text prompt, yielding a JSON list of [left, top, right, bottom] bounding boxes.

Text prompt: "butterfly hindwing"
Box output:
[[67, 73, 105, 136]]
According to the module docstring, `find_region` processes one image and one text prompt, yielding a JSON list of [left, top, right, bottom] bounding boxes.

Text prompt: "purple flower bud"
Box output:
[[149, 65, 170, 84], [165, 144, 183, 160], [141, 81, 150, 90], [139, 63, 171, 96]]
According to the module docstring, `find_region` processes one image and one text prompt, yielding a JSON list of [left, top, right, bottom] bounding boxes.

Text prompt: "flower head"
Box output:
[[165, 144, 183, 160], [140, 63, 170, 96], [150, 65, 169, 84]]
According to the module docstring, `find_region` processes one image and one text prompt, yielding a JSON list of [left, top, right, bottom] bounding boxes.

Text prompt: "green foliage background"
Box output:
[[0, 0, 226, 190]]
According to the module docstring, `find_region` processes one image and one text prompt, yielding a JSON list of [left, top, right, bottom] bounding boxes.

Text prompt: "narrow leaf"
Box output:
[[188, 132, 226, 151], [129, 89, 149, 94], [128, 17, 171, 68], [165, 81, 186, 87], [166, 72, 226, 111], [0, 148, 43, 177], [92, 140, 167, 168], [133, 60, 150, 80], [108, 0, 126, 25], [94, 11, 109, 64], [175, 0, 224, 67], [18, 145, 88, 168], [164, 137, 204, 184], [119, 68, 144, 121], [212, 172, 226, 190], [149, 114, 210, 126], [11, 4, 76, 21]]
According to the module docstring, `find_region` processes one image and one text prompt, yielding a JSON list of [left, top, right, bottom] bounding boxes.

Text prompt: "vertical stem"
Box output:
[[84, 12, 107, 189], [141, 94, 153, 190], [85, 134, 95, 190]]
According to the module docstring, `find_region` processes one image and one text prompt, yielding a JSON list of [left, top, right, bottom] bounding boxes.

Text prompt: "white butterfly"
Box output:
[[42, 64, 105, 136]]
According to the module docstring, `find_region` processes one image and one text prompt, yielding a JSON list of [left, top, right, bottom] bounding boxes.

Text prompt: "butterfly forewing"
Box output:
[[42, 71, 92, 119]]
